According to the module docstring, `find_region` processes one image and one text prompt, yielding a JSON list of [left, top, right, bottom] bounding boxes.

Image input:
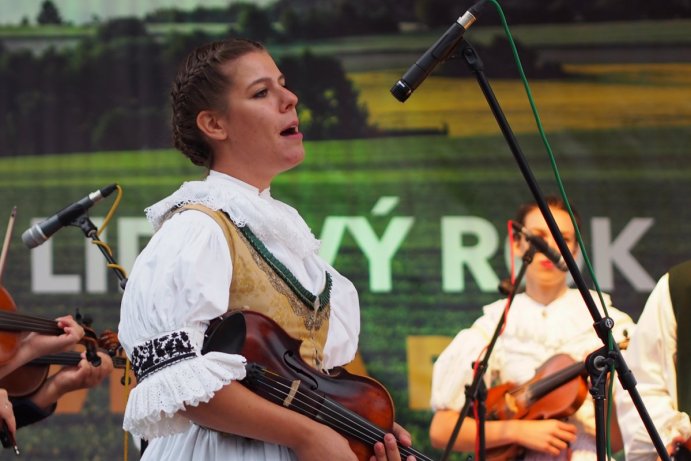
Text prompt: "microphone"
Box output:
[[390, 0, 485, 102], [510, 221, 568, 272], [22, 184, 118, 249]]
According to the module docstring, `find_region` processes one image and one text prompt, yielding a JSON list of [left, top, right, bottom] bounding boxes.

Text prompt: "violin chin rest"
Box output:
[[202, 312, 246, 355]]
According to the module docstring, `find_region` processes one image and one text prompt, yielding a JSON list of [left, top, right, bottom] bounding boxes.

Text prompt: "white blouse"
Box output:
[[431, 289, 635, 461], [118, 171, 360, 459], [615, 273, 691, 461]]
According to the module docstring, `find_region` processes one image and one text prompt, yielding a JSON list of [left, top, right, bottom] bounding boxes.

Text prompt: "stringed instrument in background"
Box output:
[[676, 440, 691, 461], [485, 354, 588, 421], [480, 338, 629, 461], [0, 349, 127, 398], [481, 354, 587, 461]]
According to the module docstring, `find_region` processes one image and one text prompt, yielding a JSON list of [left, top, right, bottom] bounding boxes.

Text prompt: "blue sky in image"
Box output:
[[0, 0, 270, 25]]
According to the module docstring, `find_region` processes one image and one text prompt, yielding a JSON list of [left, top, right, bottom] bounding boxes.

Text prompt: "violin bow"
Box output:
[[0, 206, 17, 285]]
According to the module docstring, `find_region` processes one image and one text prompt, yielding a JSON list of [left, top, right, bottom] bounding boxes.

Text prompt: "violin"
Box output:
[[485, 354, 588, 422], [0, 350, 127, 398], [0, 343, 127, 398], [480, 338, 628, 461], [0, 286, 21, 366], [0, 205, 101, 370], [0, 208, 20, 365], [0, 208, 21, 453], [481, 354, 588, 461], [676, 441, 691, 461], [0, 293, 102, 367], [203, 310, 436, 461]]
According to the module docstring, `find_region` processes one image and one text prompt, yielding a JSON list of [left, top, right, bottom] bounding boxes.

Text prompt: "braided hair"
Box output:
[[171, 38, 265, 167]]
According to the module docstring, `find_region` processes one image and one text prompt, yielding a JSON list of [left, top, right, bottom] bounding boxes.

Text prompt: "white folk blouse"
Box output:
[[118, 171, 360, 460]]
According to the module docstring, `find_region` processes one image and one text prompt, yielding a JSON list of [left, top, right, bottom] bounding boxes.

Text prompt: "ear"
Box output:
[[196, 110, 228, 141]]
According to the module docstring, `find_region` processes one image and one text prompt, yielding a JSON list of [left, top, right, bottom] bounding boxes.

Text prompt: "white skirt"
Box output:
[[141, 424, 298, 461]]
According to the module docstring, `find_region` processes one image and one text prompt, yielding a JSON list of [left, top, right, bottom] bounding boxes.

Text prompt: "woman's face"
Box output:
[[211, 50, 304, 188], [515, 206, 578, 289]]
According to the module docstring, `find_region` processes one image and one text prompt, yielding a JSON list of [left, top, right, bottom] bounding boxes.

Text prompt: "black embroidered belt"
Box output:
[[130, 331, 196, 381]]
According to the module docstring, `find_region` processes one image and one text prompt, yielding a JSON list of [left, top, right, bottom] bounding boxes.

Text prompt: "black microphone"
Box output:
[[390, 0, 485, 103], [510, 221, 568, 272], [22, 184, 118, 249]]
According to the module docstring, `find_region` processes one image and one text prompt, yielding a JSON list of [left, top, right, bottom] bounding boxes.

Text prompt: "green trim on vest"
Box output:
[[237, 224, 332, 312], [668, 260, 691, 415]]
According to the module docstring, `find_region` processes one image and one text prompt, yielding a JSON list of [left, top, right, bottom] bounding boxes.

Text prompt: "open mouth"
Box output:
[[280, 125, 299, 136]]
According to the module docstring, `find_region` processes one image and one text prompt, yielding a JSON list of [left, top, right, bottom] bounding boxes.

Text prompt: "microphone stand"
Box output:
[[73, 213, 143, 454], [73, 214, 128, 290], [441, 245, 537, 461], [453, 39, 670, 461]]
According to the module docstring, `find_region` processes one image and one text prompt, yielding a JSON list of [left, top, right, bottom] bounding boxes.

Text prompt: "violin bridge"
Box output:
[[283, 379, 301, 407], [504, 392, 519, 413]]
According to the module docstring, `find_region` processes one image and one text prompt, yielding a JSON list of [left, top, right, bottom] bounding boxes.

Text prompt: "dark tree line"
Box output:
[[145, 1, 399, 41], [408, 0, 690, 26], [0, 20, 371, 157], [144, 0, 691, 34]]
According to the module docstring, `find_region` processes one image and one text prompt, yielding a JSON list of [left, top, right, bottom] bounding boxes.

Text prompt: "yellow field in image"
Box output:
[[350, 63, 691, 137]]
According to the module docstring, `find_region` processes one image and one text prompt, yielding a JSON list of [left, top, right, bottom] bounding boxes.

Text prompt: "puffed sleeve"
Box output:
[[118, 210, 247, 440], [430, 300, 505, 411]]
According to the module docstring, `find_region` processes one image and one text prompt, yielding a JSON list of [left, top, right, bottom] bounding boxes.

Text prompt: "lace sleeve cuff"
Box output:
[[123, 347, 246, 440]]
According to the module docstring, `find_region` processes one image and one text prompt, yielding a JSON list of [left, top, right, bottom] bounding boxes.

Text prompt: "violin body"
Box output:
[[678, 442, 691, 461], [0, 298, 106, 397], [0, 286, 21, 365], [0, 364, 50, 397], [482, 354, 589, 461], [203, 310, 434, 461]]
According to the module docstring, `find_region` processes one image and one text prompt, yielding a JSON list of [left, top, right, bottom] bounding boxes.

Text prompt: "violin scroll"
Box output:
[[97, 329, 122, 356]]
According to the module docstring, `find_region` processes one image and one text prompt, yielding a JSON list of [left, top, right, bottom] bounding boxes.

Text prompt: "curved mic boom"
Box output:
[[22, 184, 118, 249], [510, 221, 568, 272]]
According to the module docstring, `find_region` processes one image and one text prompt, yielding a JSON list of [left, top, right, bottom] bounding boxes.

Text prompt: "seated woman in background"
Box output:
[[429, 196, 634, 461]]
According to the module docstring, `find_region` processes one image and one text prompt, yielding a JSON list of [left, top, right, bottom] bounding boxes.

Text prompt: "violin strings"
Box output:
[[29, 352, 82, 367], [0, 311, 64, 334], [529, 362, 586, 400], [250, 369, 434, 461], [250, 373, 395, 457], [29, 352, 127, 369], [0, 319, 60, 331], [507, 361, 586, 403], [0, 323, 62, 334], [0, 311, 60, 324], [253, 372, 432, 461], [252, 371, 383, 444]]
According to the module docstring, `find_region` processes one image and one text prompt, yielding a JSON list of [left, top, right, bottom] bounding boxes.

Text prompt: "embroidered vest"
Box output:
[[668, 260, 690, 415], [174, 204, 332, 370]]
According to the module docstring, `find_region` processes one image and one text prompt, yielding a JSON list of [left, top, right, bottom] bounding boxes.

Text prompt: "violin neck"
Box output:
[[529, 362, 586, 401], [527, 339, 629, 402], [29, 351, 127, 369], [29, 352, 82, 367], [0, 310, 64, 335]]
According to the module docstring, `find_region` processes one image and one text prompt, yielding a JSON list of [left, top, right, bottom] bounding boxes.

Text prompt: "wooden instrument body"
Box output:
[[203, 310, 433, 461], [482, 354, 589, 461]]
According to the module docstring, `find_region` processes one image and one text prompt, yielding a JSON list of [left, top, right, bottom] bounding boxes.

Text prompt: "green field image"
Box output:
[[0, 18, 690, 460]]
